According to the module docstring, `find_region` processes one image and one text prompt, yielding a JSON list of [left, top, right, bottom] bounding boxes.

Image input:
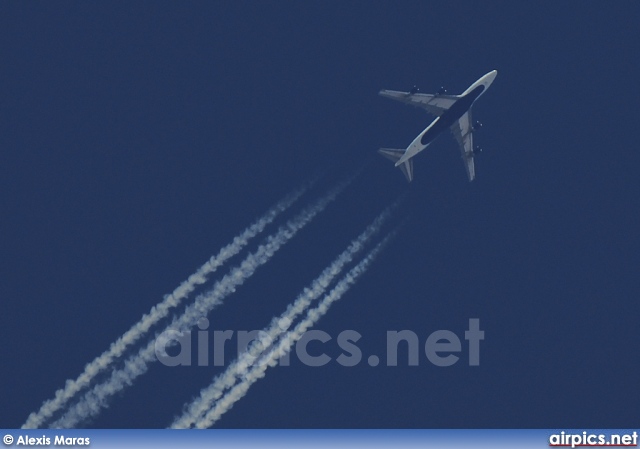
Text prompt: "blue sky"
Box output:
[[1, 1, 639, 428]]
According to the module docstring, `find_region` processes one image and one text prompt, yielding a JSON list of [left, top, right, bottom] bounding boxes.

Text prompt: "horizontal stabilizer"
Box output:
[[378, 148, 404, 163], [378, 148, 414, 182]]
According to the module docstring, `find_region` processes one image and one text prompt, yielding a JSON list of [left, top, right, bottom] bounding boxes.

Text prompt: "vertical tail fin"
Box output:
[[378, 148, 414, 182]]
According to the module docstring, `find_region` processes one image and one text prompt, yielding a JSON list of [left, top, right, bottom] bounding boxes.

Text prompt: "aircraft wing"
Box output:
[[379, 90, 459, 117], [450, 110, 476, 181]]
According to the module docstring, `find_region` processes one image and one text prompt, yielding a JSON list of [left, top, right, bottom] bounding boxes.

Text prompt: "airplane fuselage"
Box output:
[[396, 71, 496, 166], [419, 86, 484, 146]]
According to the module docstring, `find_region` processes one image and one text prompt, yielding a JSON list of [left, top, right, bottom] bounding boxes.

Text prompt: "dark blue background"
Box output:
[[2, 1, 639, 428]]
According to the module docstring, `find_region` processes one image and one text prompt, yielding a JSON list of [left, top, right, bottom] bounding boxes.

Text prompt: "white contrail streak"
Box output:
[[21, 184, 311, 429], [171, 203, 398, 428], [22, 184, 311, 429], [194, 231, 397, 428], [49, 178, 351, 428]]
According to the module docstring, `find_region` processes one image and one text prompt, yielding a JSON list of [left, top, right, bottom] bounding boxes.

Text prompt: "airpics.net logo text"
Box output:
[[153, 318, 484, 368]]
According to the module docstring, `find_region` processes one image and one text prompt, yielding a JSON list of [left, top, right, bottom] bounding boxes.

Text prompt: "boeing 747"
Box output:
[[378, 70, 497, 182]]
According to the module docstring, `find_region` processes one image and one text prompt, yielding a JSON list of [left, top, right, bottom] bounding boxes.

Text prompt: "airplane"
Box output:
[[378, 70, 497, 182]]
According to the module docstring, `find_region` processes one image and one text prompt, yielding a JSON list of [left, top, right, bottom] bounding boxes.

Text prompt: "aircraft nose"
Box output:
[[483, 70, 497, 86]]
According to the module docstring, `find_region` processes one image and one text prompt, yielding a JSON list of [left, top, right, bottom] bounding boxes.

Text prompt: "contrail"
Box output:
[[171, 202, 398, 428], [49, 177, 352, 428], [21, 184, 311, 429], [194, 230, 398, 428]]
